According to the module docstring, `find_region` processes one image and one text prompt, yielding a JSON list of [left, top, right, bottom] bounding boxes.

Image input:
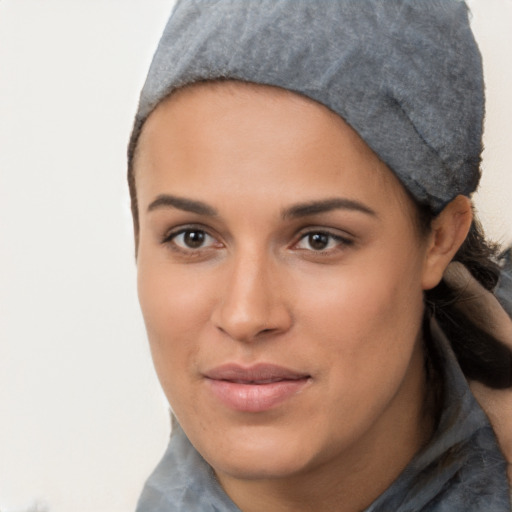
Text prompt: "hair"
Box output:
[[416, 202, 512, 389], [128, 127, 141, 248]]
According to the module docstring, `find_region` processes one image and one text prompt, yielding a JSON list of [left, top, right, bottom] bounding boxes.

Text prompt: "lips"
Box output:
[[204, 363, 311, 412]]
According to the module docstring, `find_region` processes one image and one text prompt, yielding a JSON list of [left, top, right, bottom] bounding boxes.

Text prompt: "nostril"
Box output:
[[215, 323, 276, 341], [211, 267, 293, 341]]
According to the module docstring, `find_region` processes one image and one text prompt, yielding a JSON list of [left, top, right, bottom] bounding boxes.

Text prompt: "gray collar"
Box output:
[[136, 319, 510, 511]]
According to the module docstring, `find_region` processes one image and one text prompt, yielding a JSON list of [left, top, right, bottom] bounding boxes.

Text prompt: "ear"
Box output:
[[421, 195, 473, 290]]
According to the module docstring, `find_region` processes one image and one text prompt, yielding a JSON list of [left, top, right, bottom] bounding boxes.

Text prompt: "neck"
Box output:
[[216, 340, 434, 512]]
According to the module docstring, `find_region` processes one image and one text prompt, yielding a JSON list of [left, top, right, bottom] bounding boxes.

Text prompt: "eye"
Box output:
[[164, 228, 219, 251], [295, 231, 351, 252]]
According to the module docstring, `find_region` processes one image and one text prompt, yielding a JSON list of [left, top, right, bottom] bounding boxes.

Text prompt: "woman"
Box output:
[[128, 1, 512, 510]]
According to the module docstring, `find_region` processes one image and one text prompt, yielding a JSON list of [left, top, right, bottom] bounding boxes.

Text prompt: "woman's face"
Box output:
[[135, 83, 434, 484]]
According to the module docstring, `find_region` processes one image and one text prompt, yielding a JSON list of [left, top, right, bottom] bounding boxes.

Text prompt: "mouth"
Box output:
[[203, 363, 311, 413], [228, 377, 300, 384]]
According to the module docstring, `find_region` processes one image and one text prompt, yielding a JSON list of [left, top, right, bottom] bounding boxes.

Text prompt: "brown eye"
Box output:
[[183, 230, 206, 248], [168, 229, 217, 250], [308, 233, 330, 251], [295, 231, 352, 252]]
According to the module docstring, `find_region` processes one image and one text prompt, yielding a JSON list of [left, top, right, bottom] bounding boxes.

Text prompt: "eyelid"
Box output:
[[159, 223, 354, 255], [161, 224, 223, 252], [292, 227, 355, 252]]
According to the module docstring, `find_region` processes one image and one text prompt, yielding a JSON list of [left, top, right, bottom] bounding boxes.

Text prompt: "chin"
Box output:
[[191, 422, 325, 481], [212, 449, 315, 481]]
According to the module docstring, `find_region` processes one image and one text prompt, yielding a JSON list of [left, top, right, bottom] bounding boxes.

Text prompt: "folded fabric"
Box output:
[[130, 0, 484, 213]]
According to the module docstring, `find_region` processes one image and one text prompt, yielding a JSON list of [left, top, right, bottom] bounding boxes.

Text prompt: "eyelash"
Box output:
[[293, 230, 354, 254], [161, 226, 354, 256], [162, 226, 221, 254]]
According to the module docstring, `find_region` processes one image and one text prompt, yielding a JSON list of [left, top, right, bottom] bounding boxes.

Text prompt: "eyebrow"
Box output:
[[147, 194, 376, 219], [282, 198, 377, 219], [147, 194, 218, 216]]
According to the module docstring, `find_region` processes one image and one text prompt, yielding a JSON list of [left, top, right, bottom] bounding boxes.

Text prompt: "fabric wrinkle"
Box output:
[[129, 0, 484, 213]]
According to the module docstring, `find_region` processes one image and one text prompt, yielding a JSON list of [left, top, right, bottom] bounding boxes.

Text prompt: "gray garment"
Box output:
[[497, 269, 512, 318], [136, 319, 511, 511], [130, 0, 484, 213]]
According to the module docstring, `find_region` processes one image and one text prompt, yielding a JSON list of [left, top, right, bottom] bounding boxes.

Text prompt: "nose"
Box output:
[[211, 250, 293, 342]]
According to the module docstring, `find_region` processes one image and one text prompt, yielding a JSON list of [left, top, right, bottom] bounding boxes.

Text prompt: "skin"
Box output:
[[444, 262, 512, 483], [134, 82, 472, 512]]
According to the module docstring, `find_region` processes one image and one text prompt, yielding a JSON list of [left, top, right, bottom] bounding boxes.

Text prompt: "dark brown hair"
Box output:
[[418, 204, 512, 389]]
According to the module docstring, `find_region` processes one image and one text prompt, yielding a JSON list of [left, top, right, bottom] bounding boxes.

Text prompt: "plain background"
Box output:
[[0, 1, 511, 511]]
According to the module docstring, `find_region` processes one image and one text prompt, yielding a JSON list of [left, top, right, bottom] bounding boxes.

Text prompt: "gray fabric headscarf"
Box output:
[[129, 0, 485, 213]]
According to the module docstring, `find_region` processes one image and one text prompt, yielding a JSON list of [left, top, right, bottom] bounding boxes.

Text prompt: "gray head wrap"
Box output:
[[129, 0, 485, 213]]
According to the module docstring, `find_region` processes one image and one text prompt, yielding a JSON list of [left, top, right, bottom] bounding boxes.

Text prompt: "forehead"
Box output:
[[137, 80, 383, 167], [135, 81, 417, 222]]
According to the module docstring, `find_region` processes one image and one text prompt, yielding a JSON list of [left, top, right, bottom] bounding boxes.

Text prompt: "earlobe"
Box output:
[[421, 195, 473, 290]]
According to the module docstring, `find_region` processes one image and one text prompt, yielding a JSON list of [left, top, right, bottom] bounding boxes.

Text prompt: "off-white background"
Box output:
[[0, 1, 511, 511]]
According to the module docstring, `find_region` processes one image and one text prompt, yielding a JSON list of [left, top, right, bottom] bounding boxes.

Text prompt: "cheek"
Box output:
[[304, 249, 423, 330], [136, 258, 214, 396], [298, 248, 425, 391]]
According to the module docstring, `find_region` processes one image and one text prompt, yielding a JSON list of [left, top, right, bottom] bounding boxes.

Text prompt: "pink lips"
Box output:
[[204, 363, 310, 412]]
